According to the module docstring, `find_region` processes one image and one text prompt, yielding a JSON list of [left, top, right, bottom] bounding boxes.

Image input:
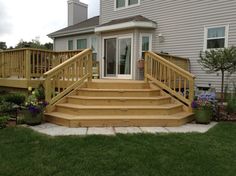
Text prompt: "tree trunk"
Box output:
[[221, 70, 225, 105]]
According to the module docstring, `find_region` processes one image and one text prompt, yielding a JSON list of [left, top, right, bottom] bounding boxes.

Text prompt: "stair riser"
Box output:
[[77, 90, 160, 97], [56, 106, 183, 116], [45, 115, 194, 127], [86, 82, 150, 89], [67, 98, 171, 106]]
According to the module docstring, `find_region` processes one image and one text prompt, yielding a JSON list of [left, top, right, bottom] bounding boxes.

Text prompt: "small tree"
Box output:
[[199, 46, 236, 104]]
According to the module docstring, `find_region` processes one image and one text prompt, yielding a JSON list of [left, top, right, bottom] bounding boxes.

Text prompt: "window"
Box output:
[[68, 40, 73, 50], [116, 0, 125, 8], [204, 25, 229, 50], [115, 0, 139, 9], [140, 34, 152, 59], [77, 39, 87, 49], [91, 37, 98, 61], [128, 0, 138, 5]]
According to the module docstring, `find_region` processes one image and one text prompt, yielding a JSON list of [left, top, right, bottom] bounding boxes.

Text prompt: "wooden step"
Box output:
[[45, 112, 194, 127], [77, 88, 161, 97], [55, 103, 183, 116], [86, 81, 150, 89], [67, 95, 171, 106]]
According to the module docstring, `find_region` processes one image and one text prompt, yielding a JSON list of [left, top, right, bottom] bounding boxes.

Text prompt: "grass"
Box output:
[[0, 123, 236, 176]]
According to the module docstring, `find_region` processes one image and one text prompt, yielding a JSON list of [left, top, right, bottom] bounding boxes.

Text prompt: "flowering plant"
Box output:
[[191, 92, 216, 110], [25, 93, 48, 114]]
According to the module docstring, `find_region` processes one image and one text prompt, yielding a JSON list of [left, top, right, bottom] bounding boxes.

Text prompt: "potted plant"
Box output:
[[192, 92, 216, 124], [23, 88, 47, 126]]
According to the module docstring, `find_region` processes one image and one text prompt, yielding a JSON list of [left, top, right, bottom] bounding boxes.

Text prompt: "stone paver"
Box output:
[[114, 127, 142, 134], [30, 125, 87, 136], [27, 122, 218, 136], [140, 127, 169, 133], [165, 122, 218, 133], [87, 127, 115, 135]]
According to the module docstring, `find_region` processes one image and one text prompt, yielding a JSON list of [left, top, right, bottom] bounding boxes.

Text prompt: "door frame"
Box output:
[[102, 34, 134, 79]]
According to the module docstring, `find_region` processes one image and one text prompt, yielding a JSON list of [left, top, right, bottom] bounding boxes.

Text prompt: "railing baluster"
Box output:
[[144, 51, 195, 110]]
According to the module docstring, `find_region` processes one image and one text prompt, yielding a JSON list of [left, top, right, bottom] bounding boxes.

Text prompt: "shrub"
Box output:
[[226, 98, 236, 114], [0, 115, 10, 128], [4, 93, 26, 106], [34, 84, 45, 101]]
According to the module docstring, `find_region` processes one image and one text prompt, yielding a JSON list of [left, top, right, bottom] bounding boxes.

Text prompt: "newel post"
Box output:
[[88, 51, 93, 82], [188, 77, 195, 107], [25, 49, 31, 80], [144, 52, 148, 82], [44, 76, 51, 104]]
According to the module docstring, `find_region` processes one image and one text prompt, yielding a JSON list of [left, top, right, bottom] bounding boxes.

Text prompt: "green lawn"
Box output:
[[0, 123, 236, 176]]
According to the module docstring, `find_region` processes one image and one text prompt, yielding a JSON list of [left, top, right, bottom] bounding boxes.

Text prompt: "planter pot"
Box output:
[[137, 59, 144, 69], [7, 118, 17, 127], [194, 109, 213, 124], [21, 110, 43, 126]]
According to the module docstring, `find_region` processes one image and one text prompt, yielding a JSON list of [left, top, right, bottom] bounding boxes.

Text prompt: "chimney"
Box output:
[[68, 0, 88, 26]]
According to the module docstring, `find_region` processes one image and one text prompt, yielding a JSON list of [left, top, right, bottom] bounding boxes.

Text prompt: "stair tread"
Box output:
[[45, 112, 193, 120], [68, 95, 170, 100], [56, 103, 182, 109], [78, 88, 159, 92]]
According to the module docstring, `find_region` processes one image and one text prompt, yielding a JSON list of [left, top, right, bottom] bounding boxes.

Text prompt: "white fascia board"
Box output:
[[95, 21, 157, 33], [48, 27, 95, 38]]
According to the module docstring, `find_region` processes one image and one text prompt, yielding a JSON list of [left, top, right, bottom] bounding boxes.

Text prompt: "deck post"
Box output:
[[25, 49, 31, 80], [0, 51, 4, 78]]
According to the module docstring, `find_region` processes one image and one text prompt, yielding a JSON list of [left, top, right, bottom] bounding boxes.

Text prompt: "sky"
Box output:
[[0, 0, 100, 47]]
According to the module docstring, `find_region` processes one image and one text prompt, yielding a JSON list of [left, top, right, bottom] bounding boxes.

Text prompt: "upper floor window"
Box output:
[[204, 25, 229, 50], [77, 39, 87, 50], [115, 0, 140, 10], [68, 40, 73, 50]]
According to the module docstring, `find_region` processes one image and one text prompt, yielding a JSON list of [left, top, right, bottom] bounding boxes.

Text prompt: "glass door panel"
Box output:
[[118, 38, 131, 76], [104, 38, 116, 77]]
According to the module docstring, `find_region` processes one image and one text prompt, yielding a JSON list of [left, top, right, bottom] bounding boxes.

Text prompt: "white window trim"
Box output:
[[203, 25, 229, 51], [114, 0, 140, 11], [139, 33, 152, 58]]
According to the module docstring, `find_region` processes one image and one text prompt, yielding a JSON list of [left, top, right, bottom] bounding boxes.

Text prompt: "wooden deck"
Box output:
[[0, 48, 99, 89], [0, 49, 195, 127]]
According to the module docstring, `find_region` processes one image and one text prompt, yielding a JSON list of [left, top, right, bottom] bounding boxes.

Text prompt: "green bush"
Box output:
[[4, 93, 26, 106], [0, 115, 10, 128], [34, 84, 45, 100], [0, 101, 14, 113], [226, 98, 236, 114]]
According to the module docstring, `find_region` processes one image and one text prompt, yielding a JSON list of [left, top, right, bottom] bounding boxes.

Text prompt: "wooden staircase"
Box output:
[[45, 80, 194, 127]]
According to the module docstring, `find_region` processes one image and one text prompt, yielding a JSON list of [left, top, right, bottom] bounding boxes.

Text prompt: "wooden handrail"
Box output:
[[145, 51, 195, 109], [44, 49, 93, 107], [44, 49, 91, 77], [148, 52, 195, 78]]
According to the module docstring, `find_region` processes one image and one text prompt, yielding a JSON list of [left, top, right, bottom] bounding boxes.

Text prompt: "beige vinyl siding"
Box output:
[[100, 0, 236, 91]]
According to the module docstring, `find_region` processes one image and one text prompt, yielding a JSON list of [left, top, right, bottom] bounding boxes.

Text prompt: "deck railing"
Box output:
[[145, 51, 195, 109], [0, 48, 82, 79], [156, 52, 190, 72], [44, 49, 93, 106]]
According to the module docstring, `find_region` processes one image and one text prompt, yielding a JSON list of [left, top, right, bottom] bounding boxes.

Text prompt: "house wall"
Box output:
[[54, 33, 99, 51], [100, 0, 236, 91]]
